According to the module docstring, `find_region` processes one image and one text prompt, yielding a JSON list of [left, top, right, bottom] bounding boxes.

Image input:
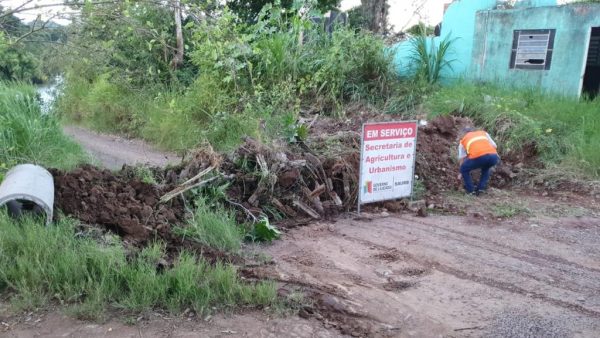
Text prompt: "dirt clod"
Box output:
[[51, 165, 185, 243]]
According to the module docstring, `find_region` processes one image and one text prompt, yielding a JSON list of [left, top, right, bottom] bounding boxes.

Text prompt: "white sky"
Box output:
[[2, 0, 73, 25], [4, 0, 448, 29], [341, 0, 448, 32], [2, 0, 578, 30]]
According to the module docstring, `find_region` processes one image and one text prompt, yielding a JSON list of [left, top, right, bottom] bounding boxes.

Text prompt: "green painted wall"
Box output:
[[471, 4, 600, 97], [393, 0, 497, 80]]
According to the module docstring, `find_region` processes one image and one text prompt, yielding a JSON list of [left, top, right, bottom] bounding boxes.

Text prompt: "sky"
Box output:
[[340, 0, 448, 32], [2, 0, 73, 25], [2, 0, 578, 30], [4, 0, 449, 29]]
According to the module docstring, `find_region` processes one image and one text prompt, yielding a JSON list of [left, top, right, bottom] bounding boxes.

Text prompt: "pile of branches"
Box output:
[[163, 137, 360, 226]]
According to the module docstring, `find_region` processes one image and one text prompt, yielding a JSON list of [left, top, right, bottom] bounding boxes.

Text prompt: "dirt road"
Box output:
[[262, 201, 600, 337], [63, 125, 180, 169]]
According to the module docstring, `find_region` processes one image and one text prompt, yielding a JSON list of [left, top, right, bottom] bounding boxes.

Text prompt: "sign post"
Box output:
[[358, 121, 418, 212]]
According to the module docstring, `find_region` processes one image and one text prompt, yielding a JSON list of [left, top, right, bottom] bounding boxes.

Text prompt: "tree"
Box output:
[[226, 0, 340, 22], [360, 0, 388, 34], [171, 0, 184, 69]]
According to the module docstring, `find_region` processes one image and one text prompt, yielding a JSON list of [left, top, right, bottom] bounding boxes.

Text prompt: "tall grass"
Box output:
[[174, 199, 245, 253], [0, 212, 276, 318], [408, 30, 456, 85], [426, 82, 600, 177], [0, 81, 88, 170]]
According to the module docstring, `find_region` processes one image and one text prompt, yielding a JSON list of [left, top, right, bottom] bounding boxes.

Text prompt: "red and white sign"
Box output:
[[358, 121, 418, 205]]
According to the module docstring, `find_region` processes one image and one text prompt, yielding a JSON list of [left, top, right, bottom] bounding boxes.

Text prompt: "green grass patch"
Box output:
[[174, 199, 245, 253], [491, 202, 530, 219], [426, 82, 600, 177], [0, 81, 89, 172], [0, 212, 276, 319]]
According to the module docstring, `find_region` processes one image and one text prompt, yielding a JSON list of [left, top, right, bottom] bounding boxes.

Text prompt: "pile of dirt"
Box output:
[[51, 165, 185, 243], [415, 115, 471, 195]]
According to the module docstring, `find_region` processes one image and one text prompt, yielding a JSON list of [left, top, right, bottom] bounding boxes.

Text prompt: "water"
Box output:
[[36, 75, 63, 114]]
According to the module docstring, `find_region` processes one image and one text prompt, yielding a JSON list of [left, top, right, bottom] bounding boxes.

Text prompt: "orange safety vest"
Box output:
[[460, 131, 497, 159]]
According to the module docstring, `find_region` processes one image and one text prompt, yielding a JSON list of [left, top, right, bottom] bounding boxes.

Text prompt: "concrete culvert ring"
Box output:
[[0, 164, 54, 225]]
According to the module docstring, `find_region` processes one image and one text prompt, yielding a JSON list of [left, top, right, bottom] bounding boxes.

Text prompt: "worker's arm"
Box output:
[[457, 144, 467, 166], [486, 133, 497, 148]]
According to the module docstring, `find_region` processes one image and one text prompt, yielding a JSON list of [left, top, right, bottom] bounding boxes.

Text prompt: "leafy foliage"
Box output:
[[247, 217, 281, 242], [59, 3, 399, 151]]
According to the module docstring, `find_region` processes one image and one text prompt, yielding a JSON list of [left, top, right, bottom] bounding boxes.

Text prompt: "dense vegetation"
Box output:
[[0, 82, 87, 177], [0, 6, 66, 82], [57, 2, 400, 152]]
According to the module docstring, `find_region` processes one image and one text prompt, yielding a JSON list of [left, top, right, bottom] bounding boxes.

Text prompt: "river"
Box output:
[[36, 75, 62, 114]]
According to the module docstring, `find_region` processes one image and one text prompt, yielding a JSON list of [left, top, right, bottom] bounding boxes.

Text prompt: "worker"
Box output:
[[457, 127, 500, 195]]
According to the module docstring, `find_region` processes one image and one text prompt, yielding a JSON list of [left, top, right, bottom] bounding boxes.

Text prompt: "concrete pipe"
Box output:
[[0, 164, 54, 225]]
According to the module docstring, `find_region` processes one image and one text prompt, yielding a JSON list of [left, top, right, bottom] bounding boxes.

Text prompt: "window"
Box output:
[[510, 29, 556, 70]]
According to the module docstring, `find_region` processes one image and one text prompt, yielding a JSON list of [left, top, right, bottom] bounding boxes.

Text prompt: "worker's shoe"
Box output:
[[475, 190, 486, 196]]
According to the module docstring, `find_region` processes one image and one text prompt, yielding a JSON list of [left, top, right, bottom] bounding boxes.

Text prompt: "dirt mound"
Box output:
[[416, 115, 471, 195], [51, 165, 185, 243], [416, 115, 523, 198]]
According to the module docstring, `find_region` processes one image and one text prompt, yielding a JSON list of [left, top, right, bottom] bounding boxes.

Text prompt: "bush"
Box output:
[[59, 5, 402, 151]]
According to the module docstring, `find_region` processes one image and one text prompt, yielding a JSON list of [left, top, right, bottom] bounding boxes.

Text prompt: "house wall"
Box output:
[[471, 4, 600, 97], [393, 0, 497, 80]]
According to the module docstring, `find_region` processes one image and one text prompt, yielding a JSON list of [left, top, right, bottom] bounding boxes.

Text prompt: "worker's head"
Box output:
[[460, 127, 476, 136]]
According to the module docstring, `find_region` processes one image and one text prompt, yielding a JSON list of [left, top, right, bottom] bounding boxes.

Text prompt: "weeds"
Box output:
[[408, 30, 457, 85], [0, 213, 276, 318], [491, 202, 530, 218], [58, 6, 400, 152]]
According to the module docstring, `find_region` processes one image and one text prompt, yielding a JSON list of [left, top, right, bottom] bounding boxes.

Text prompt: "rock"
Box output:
[[416, 206, 428, 217], [375, 268, 393, 277]]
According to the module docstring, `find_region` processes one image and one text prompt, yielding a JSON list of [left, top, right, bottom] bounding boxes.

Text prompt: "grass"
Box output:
[[174, 199, 245, 253], [491, 202, 530, 219], [0, 212, 276, 319], [0, 81, 89, 172], [426, 82, 600, 177]]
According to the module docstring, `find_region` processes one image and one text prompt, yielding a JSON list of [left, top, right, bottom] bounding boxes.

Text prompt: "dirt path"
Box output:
[[63, 125, 180, 170]]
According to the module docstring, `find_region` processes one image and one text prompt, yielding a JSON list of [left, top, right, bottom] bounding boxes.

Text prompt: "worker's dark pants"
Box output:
[[460, 154, 500, 193]]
